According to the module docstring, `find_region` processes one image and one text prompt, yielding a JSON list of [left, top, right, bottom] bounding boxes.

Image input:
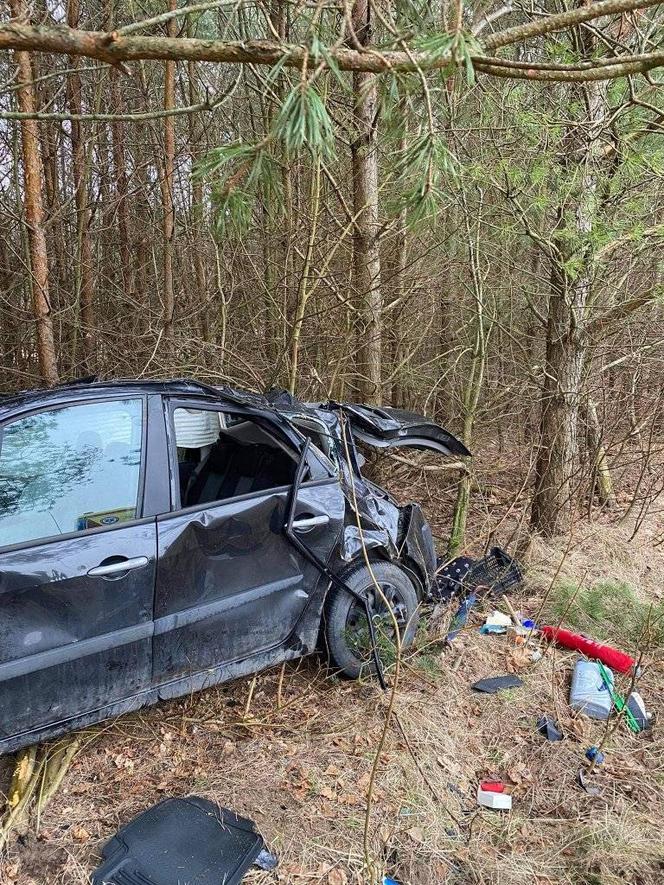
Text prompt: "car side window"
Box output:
[[173, 407, 323, 509], [0, 398, 144, 548]]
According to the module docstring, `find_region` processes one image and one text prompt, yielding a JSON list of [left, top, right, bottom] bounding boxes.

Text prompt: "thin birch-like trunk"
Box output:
[[67, 0, 95, 371], [448, 194, 490, 556], [289, 159, 321, 394], [350, 0, 382, 404], [161, 0, 177, 340]]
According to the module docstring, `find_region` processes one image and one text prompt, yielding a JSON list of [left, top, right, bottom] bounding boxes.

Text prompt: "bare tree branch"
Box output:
[[0, 100, 221, 121], [475, 53, 664, 81], [590, 287, 663, 335], [481, 0, 662, 50], [0, 0, 661, 82]]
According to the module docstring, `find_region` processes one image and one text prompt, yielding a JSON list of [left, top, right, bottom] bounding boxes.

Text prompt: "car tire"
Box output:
[[324, 560, 420, 679]]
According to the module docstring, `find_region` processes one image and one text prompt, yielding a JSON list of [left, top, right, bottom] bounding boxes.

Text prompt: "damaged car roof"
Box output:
[[1, 379, 469, 458], [0, 378, 263, 416]]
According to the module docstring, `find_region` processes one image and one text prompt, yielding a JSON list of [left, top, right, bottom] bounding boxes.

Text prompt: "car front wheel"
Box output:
[[324, 560, 420, 679]]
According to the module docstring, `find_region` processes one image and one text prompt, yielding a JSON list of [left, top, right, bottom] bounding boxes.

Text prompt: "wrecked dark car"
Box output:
[[0, 379, 468, 754]]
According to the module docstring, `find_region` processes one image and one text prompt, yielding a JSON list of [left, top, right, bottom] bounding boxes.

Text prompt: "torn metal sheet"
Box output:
[[326, 402, 471, 457]]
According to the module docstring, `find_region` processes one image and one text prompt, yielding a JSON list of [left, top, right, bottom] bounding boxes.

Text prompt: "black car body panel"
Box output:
[[0, 521, 156, 738], [154, 480, 345, 683], [0, 379, 465, 753], [330, 402, 471, 457]]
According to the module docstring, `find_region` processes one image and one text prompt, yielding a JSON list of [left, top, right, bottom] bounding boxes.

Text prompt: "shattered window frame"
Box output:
[[164, 399, 335, 514]]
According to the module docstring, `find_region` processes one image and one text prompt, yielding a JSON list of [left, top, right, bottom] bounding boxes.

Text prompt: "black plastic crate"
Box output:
[[462, 546, 522, 596]]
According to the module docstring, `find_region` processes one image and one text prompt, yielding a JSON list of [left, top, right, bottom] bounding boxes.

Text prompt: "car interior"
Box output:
[[288, 415, 335, 463], [174, 408, 300, 507]]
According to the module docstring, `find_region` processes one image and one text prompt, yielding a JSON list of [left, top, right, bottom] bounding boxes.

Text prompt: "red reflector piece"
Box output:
[[480, 781, 505, 793]]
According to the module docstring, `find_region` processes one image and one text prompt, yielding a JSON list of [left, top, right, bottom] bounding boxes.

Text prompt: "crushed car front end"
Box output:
[[267, 392, 468, 600]]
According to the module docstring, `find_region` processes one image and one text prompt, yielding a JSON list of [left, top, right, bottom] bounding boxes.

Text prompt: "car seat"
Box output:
[[184, 435, 296, 506]]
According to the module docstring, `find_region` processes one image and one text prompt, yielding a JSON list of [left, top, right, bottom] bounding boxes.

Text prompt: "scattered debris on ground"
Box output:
[[471, 674, 525, 694], [1, 468, 663, 884]]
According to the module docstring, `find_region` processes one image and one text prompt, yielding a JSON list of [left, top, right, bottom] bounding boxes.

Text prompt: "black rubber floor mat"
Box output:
[[91, 796, 264, 885]]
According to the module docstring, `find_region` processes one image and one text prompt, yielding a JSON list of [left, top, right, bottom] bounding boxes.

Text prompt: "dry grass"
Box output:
[[525, 519, 664, 606], [1, 453, 663, 884]]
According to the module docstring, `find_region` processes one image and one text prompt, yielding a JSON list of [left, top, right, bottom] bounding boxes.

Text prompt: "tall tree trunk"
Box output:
[[67, 0, 95, 371], [35, 70, 67, 311], [273, 1, 293, 371], [107, 0, 134, 309], [134, 161, 151, 329], [161, 0, 177, 340], [390, 212, 409, 409], [187, 54, 208, 340], [531, 242, 588, 535], [110, 66, 134, 300], [10, 0, 59, 385], [390, 113, 409, 409], [531, 73, 607, 536], [350, 0, 382, 404], [108, 15, 134, 312]]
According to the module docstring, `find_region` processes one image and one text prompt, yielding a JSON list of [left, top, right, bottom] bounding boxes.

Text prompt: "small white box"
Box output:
[[477, 785, 512, 810]]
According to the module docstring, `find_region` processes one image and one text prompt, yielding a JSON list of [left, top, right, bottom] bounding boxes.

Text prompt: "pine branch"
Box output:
[[0, 0, 662, 82]]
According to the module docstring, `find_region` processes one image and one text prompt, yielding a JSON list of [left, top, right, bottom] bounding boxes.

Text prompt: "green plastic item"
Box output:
[[597, 662, 640, 733]]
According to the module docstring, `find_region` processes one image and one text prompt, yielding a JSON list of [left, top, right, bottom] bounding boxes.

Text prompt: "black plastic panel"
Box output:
[[92, 796, 264, 885]]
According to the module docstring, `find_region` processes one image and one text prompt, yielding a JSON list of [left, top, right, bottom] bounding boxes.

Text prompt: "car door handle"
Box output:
[[292, 514, 330, 531], [88, 556, 149, 577]]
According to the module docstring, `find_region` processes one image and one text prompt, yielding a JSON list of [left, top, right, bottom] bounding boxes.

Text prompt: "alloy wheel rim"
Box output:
[[344, 581, 408, 661]]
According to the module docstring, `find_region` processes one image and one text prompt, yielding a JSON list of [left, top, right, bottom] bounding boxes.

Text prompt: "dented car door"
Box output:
[[153, 399, 344, 694]]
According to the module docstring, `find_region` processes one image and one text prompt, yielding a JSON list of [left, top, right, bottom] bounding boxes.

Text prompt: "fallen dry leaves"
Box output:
[[327, 867, 349, 885], [70, 825, 90, 843]]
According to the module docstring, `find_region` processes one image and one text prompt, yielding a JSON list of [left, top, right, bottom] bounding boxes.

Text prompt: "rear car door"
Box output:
[[153, 400, 344, 690], [0, 395, 156, 752]]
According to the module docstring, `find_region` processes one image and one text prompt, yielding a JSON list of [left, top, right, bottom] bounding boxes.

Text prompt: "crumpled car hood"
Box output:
[[264, 389, 466, 594], [327, 402, 470, 457]]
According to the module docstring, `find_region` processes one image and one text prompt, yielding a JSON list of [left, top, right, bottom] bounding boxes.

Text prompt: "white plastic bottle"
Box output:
[[569, 659, 614, 720]]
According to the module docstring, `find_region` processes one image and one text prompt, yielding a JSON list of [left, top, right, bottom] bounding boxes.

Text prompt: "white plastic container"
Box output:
[[626, 691, 651, 731], [477, 785, 512, 810], [569, 659, 614, 720]]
